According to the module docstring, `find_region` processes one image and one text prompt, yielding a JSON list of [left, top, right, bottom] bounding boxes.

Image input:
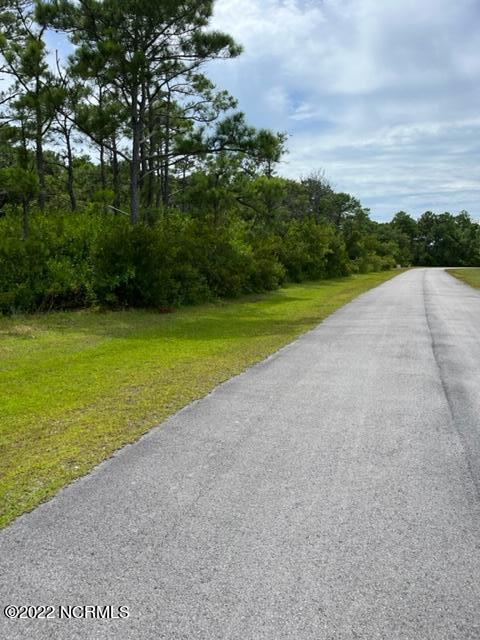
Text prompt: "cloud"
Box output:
[[209, 0, 480, 220]]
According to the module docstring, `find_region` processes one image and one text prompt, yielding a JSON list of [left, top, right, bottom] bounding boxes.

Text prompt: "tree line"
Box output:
[[0, 0, 479, 314]]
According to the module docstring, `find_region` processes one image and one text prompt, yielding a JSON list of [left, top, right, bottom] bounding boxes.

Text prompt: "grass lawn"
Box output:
[[447, 268, 480, 289], [0, 270, 402, 528]]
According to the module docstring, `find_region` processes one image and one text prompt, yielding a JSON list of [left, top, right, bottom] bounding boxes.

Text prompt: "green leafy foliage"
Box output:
[[0, 166, 38, 204], [0, 211, 99, 312]]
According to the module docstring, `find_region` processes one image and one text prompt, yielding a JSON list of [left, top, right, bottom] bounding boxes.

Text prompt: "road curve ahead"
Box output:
[[1, 268, 480, 640]]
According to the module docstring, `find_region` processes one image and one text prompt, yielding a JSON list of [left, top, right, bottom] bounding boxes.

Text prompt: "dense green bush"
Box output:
[[0, 204, 394, 314], [93, 217, 209, 307], [279, 220, 350, 281], [92, 214, 287, 308], [0, 211, 100, 313]]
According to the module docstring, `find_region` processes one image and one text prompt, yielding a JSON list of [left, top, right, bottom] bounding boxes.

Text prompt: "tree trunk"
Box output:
[[130, 86, 145, 225], [112, 135, 120, 209], [130, 109, 141, 224], [146, 157, 154, 208], [138, 83, 148, 206], [100, 142, 106, 190], [35, 108, 46, 211], [155, 153, 162, 209], [66, 128, 77, 211], [98, 86, 106, 190], [139, 138, 146, 196], [140, 137, 147, 195], [130, 128, 140, 224], [146, 100, 155, 208], [22, 199, 29, 240], [162, 90, 171, 207]]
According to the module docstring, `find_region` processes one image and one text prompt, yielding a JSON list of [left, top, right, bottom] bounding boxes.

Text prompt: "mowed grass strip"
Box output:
[[448, 267, 480, 289], [0, 271, 401, 528]]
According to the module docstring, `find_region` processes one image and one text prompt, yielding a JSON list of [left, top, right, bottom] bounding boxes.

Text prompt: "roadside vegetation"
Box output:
[[448, 268, 480, 289], [0, 271, 400, 528]]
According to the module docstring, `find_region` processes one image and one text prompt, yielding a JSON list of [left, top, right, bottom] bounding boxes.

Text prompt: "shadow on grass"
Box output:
[[0, 275, 376, 345]]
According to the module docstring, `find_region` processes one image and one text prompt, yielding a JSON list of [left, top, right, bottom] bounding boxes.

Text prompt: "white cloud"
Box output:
[[209, 0, 480, 220]]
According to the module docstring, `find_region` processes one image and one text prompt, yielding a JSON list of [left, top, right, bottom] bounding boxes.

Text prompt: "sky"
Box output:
[[207, 0, 480, 221]]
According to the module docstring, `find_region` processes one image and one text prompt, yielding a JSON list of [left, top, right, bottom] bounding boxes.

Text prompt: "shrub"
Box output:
[[92, 214, 285, 308], [279, 220, 350, 280], [92, 217, 209, 307], [0, 206, 392, 314], [0, 211, 99, 313]]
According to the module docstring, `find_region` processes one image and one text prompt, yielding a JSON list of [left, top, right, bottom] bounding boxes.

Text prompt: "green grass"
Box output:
[[0, 270, 402, 528], [447, 268, 480, 289]]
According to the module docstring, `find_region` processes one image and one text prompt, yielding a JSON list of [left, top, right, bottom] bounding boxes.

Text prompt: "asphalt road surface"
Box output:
[[1, 267, 480, 640]]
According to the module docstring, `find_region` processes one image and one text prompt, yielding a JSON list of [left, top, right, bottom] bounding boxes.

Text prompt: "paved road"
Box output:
[[1, 268, 480, 640]]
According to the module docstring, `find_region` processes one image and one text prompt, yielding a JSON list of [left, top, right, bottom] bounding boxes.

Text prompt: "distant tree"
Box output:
[[40, 0, 242, 224], [414, 211, 480, 266], [0, 0, 62, 210], [0, 166, 38, 238], [51, 75, 91, 212], [301, 170, 333, 219], [391, 211, 418, 264], [177, 125, 288, 224], [74, 87, 126, 208], [392, 211, 418, 239]]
